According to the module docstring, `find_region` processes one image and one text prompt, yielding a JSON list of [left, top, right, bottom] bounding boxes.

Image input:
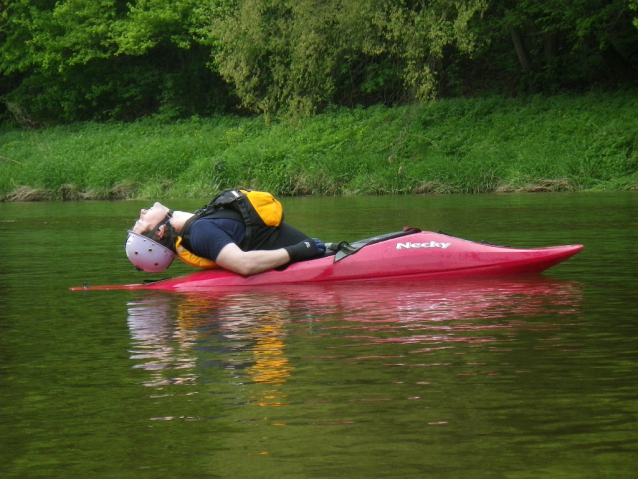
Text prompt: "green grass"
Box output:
[[1, 92, 637, 201]]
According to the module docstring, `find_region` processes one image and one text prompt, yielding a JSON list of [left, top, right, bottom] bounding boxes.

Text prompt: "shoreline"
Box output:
[[3, 182, 637, 203]]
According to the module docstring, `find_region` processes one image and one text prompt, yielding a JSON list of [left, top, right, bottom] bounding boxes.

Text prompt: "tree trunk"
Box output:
[[509, 26, 534, 72], [543, 30, 559, 62], [602, 43, 636, 83]]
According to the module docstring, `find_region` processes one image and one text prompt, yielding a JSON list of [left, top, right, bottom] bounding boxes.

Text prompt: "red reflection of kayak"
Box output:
[[126, 276, 583, 378], [163, 275, 583, 324], [73, 230, 583, 292]]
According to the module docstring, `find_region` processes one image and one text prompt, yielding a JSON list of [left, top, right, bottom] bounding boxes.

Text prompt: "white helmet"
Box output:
[[125, 231, 176, 272]]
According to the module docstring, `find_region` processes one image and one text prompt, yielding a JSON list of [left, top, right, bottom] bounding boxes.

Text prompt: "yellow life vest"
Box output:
[[175, 189, 284, 269], [215, 189, 283, 229], [175, 236, 219, 269]]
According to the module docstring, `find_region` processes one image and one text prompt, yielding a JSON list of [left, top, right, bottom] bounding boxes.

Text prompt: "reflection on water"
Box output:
[[128, 296, 198, 387], [128, 292, 297, 407], [126, 276, 583, 410]]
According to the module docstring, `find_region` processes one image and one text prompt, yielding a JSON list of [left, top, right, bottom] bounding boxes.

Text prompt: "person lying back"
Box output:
[[125, 191, 324, 274]]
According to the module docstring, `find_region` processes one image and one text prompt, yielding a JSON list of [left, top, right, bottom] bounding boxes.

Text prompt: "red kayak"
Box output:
[[72, 230, 583, 292]]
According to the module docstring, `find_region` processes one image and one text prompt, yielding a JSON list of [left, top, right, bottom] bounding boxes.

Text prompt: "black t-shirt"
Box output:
[[187, 217, 246, 261]]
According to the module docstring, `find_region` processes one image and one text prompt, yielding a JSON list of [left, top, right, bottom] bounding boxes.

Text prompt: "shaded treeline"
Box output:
[[1, 0, 637, 126]]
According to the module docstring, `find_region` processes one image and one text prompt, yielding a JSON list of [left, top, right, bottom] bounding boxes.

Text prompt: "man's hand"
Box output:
[[284, 238, 325, 263]]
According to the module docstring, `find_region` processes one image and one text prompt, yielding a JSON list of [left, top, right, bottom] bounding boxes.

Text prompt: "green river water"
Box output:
[[1, 192, 637, 478]]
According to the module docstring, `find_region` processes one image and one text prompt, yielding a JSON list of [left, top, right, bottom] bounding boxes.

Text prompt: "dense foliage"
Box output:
[[1, 0, 637, 125], [2, 92, 637, 200]]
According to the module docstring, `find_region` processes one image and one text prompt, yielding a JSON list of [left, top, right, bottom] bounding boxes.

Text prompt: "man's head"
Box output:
[[126, 202, 178, 272], [133, 202, 171, 236]]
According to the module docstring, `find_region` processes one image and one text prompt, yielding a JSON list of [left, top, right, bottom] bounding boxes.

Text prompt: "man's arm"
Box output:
[[214, 242, 291, 276]]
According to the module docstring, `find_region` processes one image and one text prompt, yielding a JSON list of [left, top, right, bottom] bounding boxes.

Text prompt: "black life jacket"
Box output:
[[180, 189, 284, 255]]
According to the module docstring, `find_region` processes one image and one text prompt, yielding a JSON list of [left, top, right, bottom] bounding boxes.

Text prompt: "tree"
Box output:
[[2, 0, 636, 126], [469, 0, 638, 93], [0, 0, 233, 124], [213, 0, 487, 121]]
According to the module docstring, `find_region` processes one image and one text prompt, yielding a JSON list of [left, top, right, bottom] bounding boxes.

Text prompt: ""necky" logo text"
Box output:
[[396, 241, 451, 250]]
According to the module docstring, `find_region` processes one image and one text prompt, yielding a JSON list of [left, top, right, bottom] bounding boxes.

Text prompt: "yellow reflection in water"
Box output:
[[246, 316, 292, 385], [243, 314, 293, 407], [127, 293, 295, 406]]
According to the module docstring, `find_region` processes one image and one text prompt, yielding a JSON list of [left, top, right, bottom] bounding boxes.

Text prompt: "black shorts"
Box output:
[[268, 222, 310, 249]]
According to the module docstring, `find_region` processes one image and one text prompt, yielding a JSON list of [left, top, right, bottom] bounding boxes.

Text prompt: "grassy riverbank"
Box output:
[[1, 92, 637, 201]]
